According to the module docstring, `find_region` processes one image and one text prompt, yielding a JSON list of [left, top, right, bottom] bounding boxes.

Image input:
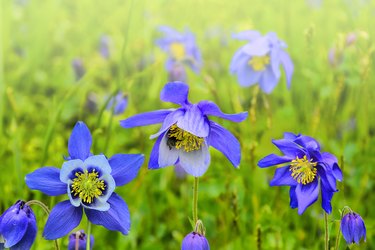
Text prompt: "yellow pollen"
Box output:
[[249, 55, 270, 71], [167, 124, 204, 152], [170, 42, 186, 60], [290, 155, 318, 185], [71, 169, 106, 204]]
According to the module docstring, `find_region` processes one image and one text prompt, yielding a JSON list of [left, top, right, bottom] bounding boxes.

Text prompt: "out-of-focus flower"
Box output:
[[72, 58, 85, 81], [174, 163, 187, 179], [25, 121, 144, 239], [0, 200, 37, 250], [99, 35, 111, 59], [168, 63, 187, 82], [341, 211, 366, 245], [68, 230, 94, 250], [258, 132, 342, 214], [345, 32, 357, 46], [106, 91, 128, 115], [156, 26, 202, 73], [121, 82, 248, 177], [181, 232, 210, 250], [230, 30, 294, 94]]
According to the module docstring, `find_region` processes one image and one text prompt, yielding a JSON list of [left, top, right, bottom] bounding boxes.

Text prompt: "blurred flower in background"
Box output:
[[71, 58, 85, 81], [328, 31, 359, 68], [181, 232, 210, 250], [156, 26, 202, 74], [341, 211, 366, 245], [68, 230, 94, 250], [121, 82, 248, 177], [0, 200, 37, 250], [230, 30, 294, 94], [258, 132, 342, 214], [106, 91, 128, 115], [99, 35, 111, 59], [168, 62, 187, 82]]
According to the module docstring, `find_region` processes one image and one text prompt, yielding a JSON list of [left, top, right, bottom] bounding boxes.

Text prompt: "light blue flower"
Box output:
[[106, 91, 128, 115]]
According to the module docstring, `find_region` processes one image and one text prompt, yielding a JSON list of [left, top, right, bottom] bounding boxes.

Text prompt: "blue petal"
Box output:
[[109, 154, 144, 186], [270, 47, 281, 79], [237, 58, 262, 87], [294, 135, 320, 151], [279, 50, 294, 88], [11, 213, 37, 250], [1, 208, 28, 248], [25, 167, 66, 196], [208, 121, 241, 167], [283, 132, 298, 140], [158, 133, 179, 168], [320, 185, 334, 214], [289, 186, 298, 209], [230, 47, 247, 74], [176, 104, 210, 137], [148, 133, 163, 169], [120, 109, 173, 128], [150, 109, 185, 139], [60, 159, 84, 183], [68, 121, 92, 161], [270, 166, 298, 186], [318, 167, 337, 192], [321, 152, 342, 181], [85, 193, 130, 235], [232, 30, 261, 41], [160, 82, 190, 106], [295, 181, 320, 214], [242, 36, 270, 56], [43, 200, 83, 240], [257, 154, 292, 168], [354, 215, 366, 243], [198, 101, 248, 122], [272, 139, 305, 158], [341, 214, 353, 244], [259, 67, 279, 94], [179, 142, 210, 177]]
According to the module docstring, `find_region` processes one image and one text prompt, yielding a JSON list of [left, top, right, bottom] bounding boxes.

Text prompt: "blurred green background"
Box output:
[[0, 0, 374, 249]]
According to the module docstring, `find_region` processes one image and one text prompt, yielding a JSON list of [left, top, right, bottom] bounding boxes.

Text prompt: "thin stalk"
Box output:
[[193, 177, 199, 225], [334, 220, 341, 250], [86, 221, 92, 250], [324, 212, 329, 250]]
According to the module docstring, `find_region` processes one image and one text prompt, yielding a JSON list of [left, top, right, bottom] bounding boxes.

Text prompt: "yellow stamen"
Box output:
[[290, 155, 318, 185], [167, 124, 204, 152], [71, 169, 106, 204], [170, 42, 186, 60], [249, 55, 270, 71]]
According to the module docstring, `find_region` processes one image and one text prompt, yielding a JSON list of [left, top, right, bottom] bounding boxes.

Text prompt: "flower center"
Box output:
[[289, 155, 318, 185], [248, 55, 270, 71], [71, 169, 106, 204], [167, 124, 204, 152], [170, 42, 186, 60]]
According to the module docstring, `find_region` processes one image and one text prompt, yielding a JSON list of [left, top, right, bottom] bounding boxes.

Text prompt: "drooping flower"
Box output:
[[181, 232, 210, 250], [106, 91, 128, 115], [257, 132, 342, 214], [0, 200, 37, 250], [341, 211, 366, 245], [68, 230, 94, 250], [25, 121, 144, 239], [120, 82, 248, 177], [156, 26, 202, 73], [230, 30, 294, 94], [71, 58, 85, 81]]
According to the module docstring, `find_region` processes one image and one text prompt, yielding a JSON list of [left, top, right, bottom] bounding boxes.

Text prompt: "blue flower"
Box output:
[[71, 58, 85, 81], [181, 232, 210, 250], [106, 91, 128, 115], [120, 82, 248, 177], [99, 35, 111, 59], [258, 132, 343, 214], [25, 121, 144, 239], [341, 212, 366, 245], [168, 62, 187, 83], [68, 230, 94, 250], [156, 26, 202, 73], [0, 200, 37, 250], [230, 30, 294, 93]]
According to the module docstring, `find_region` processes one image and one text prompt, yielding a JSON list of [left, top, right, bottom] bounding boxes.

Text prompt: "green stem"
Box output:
[[193, 177, 199, 225], [334, 220, 341, 250], [324, 212, 329, 250], [86, 221, 92, 250], [26, 200, 59, 250]]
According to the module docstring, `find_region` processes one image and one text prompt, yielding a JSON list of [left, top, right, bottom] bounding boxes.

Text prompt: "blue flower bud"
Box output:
[[181, 232, 210, 250], [68, 230, 94, 250], [341, 212, 366, 245]]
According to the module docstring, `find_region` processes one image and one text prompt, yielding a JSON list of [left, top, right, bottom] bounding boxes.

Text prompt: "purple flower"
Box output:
[[341, 212, 366, 245], [72, 58, 85, 81], [258, 132, 343, 214], [230, 31, 294, 94], [120, 82, 248, 177], [106, 92, 128, 115], [156, 26, 202, 73], [68, 230, 94, 250], [25, 121, 144, 239], [0, 200, 37, 250], [99, 35, 111, 59], [169, 63, 187, 82], [181, 232, 210, 250]]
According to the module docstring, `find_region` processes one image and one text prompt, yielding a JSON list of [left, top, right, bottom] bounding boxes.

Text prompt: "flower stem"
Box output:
[[193, 177, 199, 225], [324, 212, 329, 250], [25, 200, 59, 250], [86, 221, 92, 250], [334, 220, 341, 250]]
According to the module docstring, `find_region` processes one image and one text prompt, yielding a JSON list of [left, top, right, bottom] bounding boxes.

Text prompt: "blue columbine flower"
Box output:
[[106, 91, 128, 115], [0, 200, 37, 250], [230, 30, 294, 93], [120, 82, 248, 177], [68, 230, 94, 250], [181, 232, 210, 250], [25, 121, 144, 240], [258, 132, 343, 214], [99, 35, 111, 59], [341, 212, 366, 245], [156, 26, 202, 73]]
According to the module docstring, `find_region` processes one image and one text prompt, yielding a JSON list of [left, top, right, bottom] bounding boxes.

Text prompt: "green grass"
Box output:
[[1, 0, 374, 249]]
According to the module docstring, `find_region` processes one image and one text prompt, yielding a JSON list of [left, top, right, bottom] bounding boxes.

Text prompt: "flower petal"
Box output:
[[60, 159, 84, 183], [25, 167, 66, 196], [43, 200, 83, 240], [158, 133, 179, 167], [68, 121, 92, 161], [1, 209, 28, 248], [270, 166, 298, 186], [270, 47, 281, 79], [259, 67, 279, 94], [85, 193, 130, 235], [320, 185, 334, 214], [341, 214, 353, 244], [150, 109, 185, 139], [179, 142, 210, 177], [279, 50, 294, 88], [160, 82, 190, 106], [84, 155, 112, 175], [120, 109, 173, 128], [109, 154, 144, 186], [294, 135, 320, 151], [237, 59, 262, 87], [242, 36, 270, 56], [272, 139, 305, 158], [198, 101, 248, 122], [257, 154, 292, 168], [321, 152, 342, 181], [208, 121, 241, 167], [289, 186, 298, 209], [176, 104, 209, 137], [295, 181, 320, 214], [148, 133, 163, 169], [11, 213, 37, 250], [230, 47, 247, 74], [232, 30, 261, 41]]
